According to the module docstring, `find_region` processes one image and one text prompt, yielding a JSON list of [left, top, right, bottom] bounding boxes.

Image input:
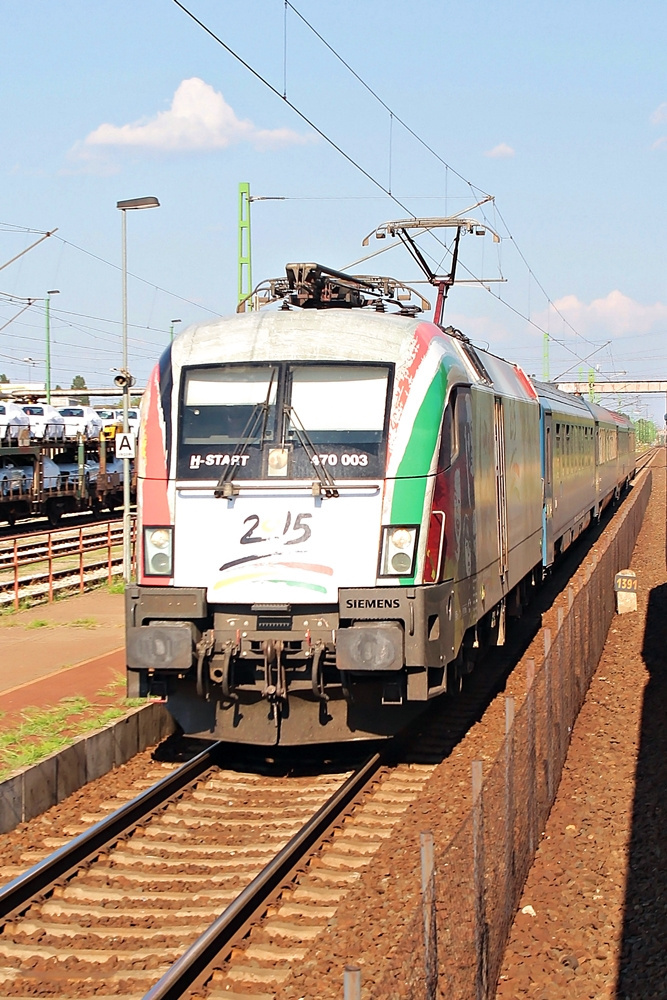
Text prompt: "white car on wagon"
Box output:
[[58, 405, 104, 440], [0, 401, 30, 443], [22, 403, 65, 441]]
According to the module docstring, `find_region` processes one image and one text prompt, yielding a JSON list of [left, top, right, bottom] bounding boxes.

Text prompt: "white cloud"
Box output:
[[546, 290, 667, 338], [445, 310, 514, 347], [77, 78, 308, 155], [650, 102, 667, 124], [484, 142, 515, 159]]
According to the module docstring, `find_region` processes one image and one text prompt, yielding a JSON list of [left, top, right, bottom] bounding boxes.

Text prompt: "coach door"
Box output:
[[542, 411, 555, 565], [493, 397, 508, 581]]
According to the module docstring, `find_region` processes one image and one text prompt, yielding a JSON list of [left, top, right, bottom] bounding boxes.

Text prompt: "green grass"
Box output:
[[0, 688, 140, 782], [26, 619, 52, 630], [107, 580, 125, 595], [69, 617, 98, 629]]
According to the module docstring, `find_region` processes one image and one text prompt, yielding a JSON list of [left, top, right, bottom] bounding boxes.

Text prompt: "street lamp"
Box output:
[[23, 356, 39, 380], [116, 196, 160, 583], [169, 318, 181, 343], [45, 289, 59, 403]]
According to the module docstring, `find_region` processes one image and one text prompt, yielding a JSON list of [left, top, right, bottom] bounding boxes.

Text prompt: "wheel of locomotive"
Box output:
[[447, 660, 463, 697], [446, 649, 465, 695]]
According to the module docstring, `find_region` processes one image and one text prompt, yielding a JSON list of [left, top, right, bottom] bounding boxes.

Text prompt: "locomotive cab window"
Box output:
[[182, 366, 278, 445], [177, 361, 391, 480], [287, 365, 388, 445], [285, 363, 391, 478]]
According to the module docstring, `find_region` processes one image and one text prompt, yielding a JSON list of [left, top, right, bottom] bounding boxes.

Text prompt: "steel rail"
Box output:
[[0, 530, 123, 570], [0, 741, 223, 924], [143, 751, 383, 1000], [0, 555, 123, 600], [0, 522, 122, 561]]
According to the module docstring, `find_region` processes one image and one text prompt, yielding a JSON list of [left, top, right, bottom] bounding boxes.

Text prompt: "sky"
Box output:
[[1, 0, 666, 422]]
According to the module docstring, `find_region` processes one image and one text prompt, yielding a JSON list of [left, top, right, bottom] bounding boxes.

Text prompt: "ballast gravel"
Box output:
[[495, 455, 667, 1000]]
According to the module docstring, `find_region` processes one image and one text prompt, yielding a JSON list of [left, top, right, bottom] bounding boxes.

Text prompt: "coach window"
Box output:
[[181, 365, 278, 445]]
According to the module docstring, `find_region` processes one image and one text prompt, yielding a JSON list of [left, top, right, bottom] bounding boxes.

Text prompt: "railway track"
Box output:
[[0, 521, 123, 571], [0, 596, 535, 1000], [0, 505, 126, 540], [0, 740, 433, 999], [0, 519, 127, 604]]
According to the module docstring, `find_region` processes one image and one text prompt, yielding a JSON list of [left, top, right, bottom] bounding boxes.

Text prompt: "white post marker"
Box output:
[[614, 569, 637, 614], [116, 433, 136, 460]]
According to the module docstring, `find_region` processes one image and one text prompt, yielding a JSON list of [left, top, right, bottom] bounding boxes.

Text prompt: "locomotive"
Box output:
[[125, 263, 635, 745]]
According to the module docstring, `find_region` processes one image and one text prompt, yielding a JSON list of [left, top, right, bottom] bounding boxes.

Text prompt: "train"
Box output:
[[0, 438, 126, 528], [126, 263, 636, 746]]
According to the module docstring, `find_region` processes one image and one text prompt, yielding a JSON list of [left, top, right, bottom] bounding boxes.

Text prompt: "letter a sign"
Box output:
[[116, 433, 136, 460]]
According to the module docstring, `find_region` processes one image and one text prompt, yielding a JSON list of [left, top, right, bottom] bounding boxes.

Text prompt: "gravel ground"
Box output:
[[496, 452, 666, 1000]]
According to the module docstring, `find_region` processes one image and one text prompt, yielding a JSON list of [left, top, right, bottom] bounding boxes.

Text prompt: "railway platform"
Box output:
[[0, 588, 125, 727]]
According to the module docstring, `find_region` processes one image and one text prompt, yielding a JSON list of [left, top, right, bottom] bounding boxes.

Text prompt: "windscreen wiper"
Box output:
[[285, 405, 339, 498], [214, 371, 276, 498]]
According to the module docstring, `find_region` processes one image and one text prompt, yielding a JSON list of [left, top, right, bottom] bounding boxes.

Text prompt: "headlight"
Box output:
[[379, 525, 419, 577], [143, 526, 174, 577]]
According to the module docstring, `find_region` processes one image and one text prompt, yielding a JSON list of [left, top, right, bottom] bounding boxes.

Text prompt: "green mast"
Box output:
[[238, 182, 252, 311]]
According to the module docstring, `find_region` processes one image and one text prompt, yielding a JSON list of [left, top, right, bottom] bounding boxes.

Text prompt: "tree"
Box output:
[[635, 418, 657, 446], [71, 375, 90, 406], [0, 373, 9, 384]]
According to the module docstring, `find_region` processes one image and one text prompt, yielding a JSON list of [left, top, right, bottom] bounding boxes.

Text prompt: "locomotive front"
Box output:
[[126, 300, 469, 745]]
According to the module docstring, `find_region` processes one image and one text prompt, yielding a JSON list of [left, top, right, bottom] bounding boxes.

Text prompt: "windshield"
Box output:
[[97, 410, 115, 419], [23, 407, 44, 415], [177, 361, 390, 481], [60, 408, 84, 417]]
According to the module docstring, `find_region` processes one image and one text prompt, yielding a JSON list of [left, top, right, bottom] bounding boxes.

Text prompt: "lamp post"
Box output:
[[23, 356, 39, 381], [169, 318, 181, 343], [116, 196, 160, 583], [45, 289, 59, 403]]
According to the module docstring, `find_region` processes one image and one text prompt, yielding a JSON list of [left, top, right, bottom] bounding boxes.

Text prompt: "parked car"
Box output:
[[58, 405, 104, 440], [0, 402, 30, 444], [52, 453, 124, 487], [22, 404, 65, 441], [95, 408, 123, 439], [52, 451, 98, 484], [9, 454, 65, 490], [0, 457, 28, 497]]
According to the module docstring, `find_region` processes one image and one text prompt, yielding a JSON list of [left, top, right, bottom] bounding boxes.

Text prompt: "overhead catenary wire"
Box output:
[[51, 236, 224, 318], [171, 0, 607, 375], [284, 1, 491, 202], [171, 0, 415, 218], [285, 0, 603, 356]]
